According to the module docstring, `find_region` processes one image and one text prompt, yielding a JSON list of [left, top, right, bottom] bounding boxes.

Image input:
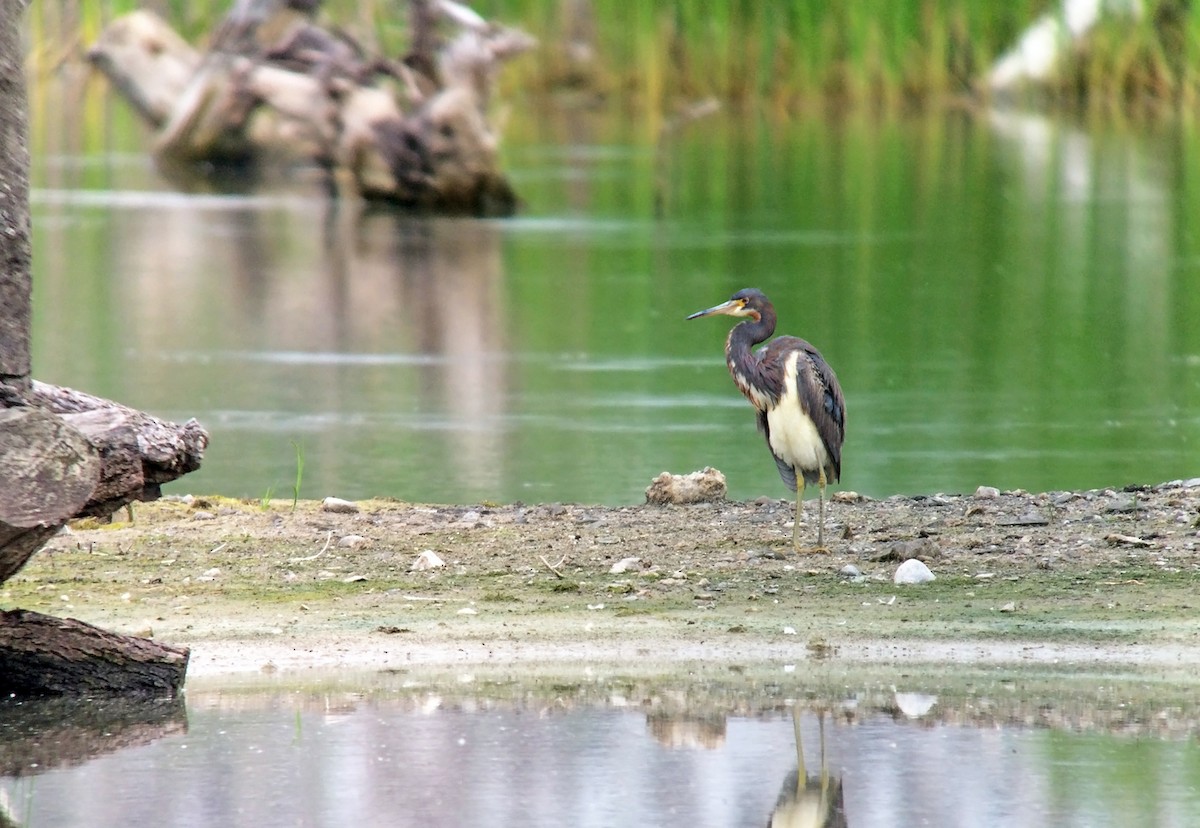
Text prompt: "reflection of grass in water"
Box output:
[[23, 2, 1194, 111]]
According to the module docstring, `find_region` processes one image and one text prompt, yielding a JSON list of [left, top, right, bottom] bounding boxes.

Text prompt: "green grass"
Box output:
[[290, 441, 304, 513], [25, 1, 1200, 114]]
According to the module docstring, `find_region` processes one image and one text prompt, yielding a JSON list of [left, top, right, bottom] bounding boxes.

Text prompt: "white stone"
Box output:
[[894, 559, 935, 585], [412, 549, 445, 570], [321, 496, 359, 514], [609, 557, 641, 574], [338, 534, 367, 548], [974, 486, 1000, 499]]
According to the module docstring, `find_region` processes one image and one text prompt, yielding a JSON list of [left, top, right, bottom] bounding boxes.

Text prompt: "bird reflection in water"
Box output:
[[768, 706, 848, 828]]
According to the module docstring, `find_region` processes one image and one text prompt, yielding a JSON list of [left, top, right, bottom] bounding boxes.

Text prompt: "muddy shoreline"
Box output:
[[3, 480, 1198, 679]]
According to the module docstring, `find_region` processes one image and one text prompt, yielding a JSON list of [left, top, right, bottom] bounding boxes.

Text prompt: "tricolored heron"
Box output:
[[687, 288, 845, 551]]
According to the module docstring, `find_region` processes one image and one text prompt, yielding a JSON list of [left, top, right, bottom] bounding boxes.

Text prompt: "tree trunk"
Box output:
[[0, 610, 189, 698], [0, 0, 32, 396]]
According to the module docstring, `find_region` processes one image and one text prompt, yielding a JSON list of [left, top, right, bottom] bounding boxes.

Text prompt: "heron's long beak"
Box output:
[[686, 299, 745, 320]]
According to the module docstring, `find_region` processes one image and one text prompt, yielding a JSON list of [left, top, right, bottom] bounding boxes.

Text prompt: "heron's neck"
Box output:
[[724, 314, 775, 408]]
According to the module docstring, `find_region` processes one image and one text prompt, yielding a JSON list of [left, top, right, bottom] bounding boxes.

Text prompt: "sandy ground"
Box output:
[[4, 480, 1199, 679]]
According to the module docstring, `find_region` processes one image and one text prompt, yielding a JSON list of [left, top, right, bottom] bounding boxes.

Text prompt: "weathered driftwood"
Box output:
[[0, 406, 99, 529], [0, 610, 189, 698], [0, 406, 100, 584], [87, 0, 534, 213], [28, 381, 209, 506], [0, 692, 186, 777], [0, 382, 208, 588], [82, 9, 201, 127], [2, 1, 201, 698]]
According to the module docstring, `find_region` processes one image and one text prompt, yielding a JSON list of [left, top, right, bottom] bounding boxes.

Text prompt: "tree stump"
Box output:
[[87, 0, 534, 213]]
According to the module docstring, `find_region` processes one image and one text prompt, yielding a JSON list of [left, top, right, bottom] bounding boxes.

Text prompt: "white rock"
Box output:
[[839, 564, 862, 578], [644, 467, 727, 504], [338, 534, 367, 548], [609, 556, 641, 574], [974, 485, 1001, 499], [783, 626, 797, 635], [894, 559, 935, 585], [457, 607, 477, 615], [412, 549, 445, 570], [322, 496, 359, 514]]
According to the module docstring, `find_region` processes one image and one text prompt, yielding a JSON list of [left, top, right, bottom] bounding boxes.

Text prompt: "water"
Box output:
[[3, 667, 1199, 827], [27, 88, 1200, 505]]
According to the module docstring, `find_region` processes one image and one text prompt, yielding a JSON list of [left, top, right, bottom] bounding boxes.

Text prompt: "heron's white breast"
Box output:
[[765, 351, 829, 473]]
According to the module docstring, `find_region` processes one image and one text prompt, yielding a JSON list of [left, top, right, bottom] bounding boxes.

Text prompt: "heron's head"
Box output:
[[686, 288, 769, 322]]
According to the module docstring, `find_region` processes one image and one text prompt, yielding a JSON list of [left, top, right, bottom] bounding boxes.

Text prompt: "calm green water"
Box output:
[[3, 667, 1200, 827], [27, 83, 1200, 504]]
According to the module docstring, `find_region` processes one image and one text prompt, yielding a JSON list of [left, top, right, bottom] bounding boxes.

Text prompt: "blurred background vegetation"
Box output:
[[24, 0, 1200, 117]]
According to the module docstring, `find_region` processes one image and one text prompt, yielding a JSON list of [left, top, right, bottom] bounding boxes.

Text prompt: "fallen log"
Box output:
[[87, 0, 533, 213], [0, 610, 189, 698]]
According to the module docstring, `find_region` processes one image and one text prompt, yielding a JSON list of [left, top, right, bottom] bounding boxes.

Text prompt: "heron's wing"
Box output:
[[801, 347, 845, 483], [772, 337, 846, 483], [757, 408, 799, 492]]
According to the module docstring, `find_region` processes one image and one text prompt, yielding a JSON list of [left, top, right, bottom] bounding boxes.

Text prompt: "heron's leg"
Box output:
[[792, 478, 806, 551], [817, 467, 828, 549]]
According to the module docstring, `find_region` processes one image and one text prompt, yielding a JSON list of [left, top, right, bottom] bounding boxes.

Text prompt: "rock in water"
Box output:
[[894, 559, 935, 585], [645, 467, 727, 505]]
